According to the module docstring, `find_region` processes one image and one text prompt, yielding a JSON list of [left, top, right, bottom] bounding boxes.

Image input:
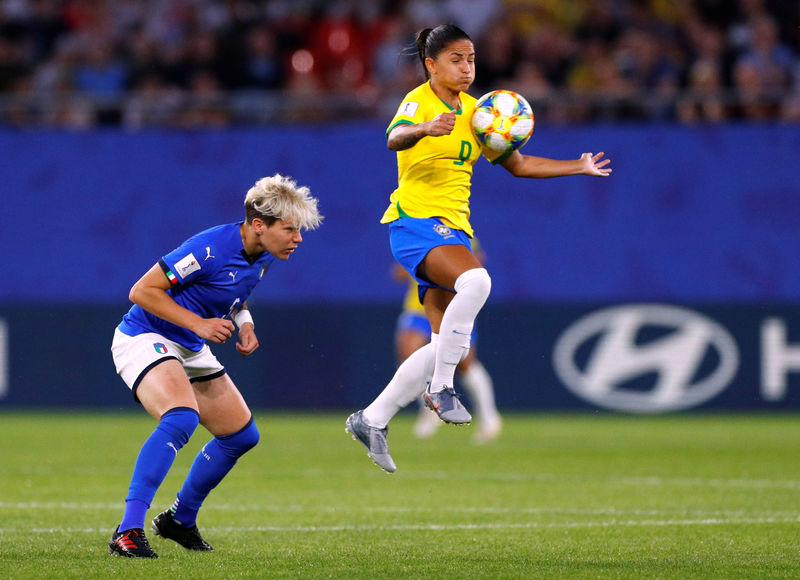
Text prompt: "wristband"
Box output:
[[233, 309, 254, 329]]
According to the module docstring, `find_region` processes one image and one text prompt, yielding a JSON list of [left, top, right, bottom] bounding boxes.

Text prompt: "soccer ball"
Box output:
[[471, 90, 534, 153]]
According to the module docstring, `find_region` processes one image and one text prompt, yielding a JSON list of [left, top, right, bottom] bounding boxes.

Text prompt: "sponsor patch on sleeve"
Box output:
[[174, 252, 201, 278], [399, 101, 419, 118]]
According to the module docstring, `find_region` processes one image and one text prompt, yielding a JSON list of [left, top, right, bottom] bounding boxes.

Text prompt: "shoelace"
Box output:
[[448, 389, 463, 401], [429, 388, 464, 406], [118, 530, 152, 552]]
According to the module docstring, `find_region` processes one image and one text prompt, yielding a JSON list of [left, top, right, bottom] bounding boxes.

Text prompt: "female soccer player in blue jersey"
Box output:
[[108, 174, 321, 558], [347, 24, 612, 473]]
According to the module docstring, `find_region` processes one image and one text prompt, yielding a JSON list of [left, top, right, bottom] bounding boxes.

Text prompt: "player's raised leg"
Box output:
[[420, 246, 491, 424]]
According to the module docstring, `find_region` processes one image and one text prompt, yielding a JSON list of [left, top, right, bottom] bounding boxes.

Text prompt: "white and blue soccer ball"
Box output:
[[471, 90, 534, 153]]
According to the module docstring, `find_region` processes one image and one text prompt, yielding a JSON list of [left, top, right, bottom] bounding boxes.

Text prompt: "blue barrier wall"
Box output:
[[1, 124, 799, 411], [2, 124, 799, 303]]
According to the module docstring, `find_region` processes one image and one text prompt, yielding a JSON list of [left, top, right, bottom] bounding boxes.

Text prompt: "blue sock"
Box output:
[[171, 417, 259, 527], [118, 407, 199, 532]]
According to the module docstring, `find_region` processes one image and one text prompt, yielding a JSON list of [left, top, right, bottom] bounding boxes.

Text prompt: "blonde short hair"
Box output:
[[244, 174, 322, 230]]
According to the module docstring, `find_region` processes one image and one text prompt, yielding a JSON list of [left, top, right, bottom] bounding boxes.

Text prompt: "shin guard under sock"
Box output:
[[119, 407, 199, 531]]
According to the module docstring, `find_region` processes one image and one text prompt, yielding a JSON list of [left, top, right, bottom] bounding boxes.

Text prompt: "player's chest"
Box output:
[[420, 109, 480, 164], [206, 258, 268, 292]]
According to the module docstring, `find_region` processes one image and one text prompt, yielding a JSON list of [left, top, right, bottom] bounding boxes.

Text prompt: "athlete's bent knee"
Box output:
[[159, 407, 200, 449], [216, 417, 260, 459], [454, 268, 492, 303]]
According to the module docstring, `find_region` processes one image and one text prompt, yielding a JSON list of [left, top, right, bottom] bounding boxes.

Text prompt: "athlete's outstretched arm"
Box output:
[[129, 264, 235, 343], [500, 150, 612, 178]]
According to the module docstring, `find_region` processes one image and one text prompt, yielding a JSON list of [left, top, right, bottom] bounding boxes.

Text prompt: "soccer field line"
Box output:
[[7, 468, 800, 489], [397, 471, 800, 489], [2, 516, 799, 535], [2, 500, 799, 520], [214, 516, 800, 533]]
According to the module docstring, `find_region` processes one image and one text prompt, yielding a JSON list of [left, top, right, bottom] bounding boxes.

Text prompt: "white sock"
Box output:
[[458, 360, 499, 423], [429, 268, 491, 393], [363, 334, 438, 428]]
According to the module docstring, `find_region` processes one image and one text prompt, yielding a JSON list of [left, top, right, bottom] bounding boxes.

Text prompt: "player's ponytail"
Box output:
[[415, 24, 471, 80], [415, 28, 433, 78]]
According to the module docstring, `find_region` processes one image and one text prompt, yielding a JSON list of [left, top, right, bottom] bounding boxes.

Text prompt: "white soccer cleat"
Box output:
[[345, 411, 396, 473], [423, 386, 472, 424]]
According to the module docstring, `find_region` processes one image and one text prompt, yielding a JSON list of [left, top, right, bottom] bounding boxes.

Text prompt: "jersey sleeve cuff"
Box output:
[[158, 258, 180, 285], [386, 119, 414, 139], [490, 149, 514, 165]]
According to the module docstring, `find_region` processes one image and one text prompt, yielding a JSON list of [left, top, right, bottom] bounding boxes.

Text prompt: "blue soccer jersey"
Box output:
[[118, 222, 274, 351]]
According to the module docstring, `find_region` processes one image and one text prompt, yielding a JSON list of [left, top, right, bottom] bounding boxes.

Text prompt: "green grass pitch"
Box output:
[[1, 411, 799, 579]]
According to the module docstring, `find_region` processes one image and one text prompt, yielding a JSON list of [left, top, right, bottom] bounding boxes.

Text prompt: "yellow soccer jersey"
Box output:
[[381, 82, 509, 237]]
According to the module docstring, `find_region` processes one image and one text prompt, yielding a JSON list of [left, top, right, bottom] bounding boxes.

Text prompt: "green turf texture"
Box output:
[[1, 411, 798, 579]]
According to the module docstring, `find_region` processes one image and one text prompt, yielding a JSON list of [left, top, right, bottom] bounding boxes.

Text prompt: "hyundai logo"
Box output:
[[553, 304, 739, 413]]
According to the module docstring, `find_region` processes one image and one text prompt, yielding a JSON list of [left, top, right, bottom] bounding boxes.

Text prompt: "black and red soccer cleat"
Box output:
[[108, 527, 158, 558], [152, 509, 213, 551]]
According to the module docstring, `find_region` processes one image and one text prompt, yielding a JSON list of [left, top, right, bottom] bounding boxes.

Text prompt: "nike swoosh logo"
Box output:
[[424, 393, 440, 412]]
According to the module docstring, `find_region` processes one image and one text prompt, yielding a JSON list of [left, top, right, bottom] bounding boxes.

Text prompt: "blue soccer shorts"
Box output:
[[388, 217, 473, 303]]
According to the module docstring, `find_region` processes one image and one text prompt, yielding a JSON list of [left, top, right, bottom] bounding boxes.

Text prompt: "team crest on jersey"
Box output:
[[153, 343, 168, 354], [399, 101, 419, 117], [175, 252, 201, 278], [433, 224, 454, 239]]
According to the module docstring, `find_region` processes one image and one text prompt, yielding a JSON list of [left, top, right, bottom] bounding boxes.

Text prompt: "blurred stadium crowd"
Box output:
[[0, 0, 798, 128]]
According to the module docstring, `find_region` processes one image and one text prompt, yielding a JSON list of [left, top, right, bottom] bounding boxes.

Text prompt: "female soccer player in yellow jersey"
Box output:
[[346, 24, 612, 472]]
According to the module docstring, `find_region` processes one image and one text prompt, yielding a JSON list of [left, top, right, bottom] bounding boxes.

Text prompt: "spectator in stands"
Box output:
[[677, 58, 727, 123], [73, 37, 128, 97], [0, 35, 26, 92], [175, 28, 227, 89], [237, 23, 285, 90], [175, 69, 231, 127], [122, 71, 182, 129], [473, 21, 517, 94], [0, 0, 798, 127], [616, 27, 680, 119], [734, 15, 796, 96], [731, 57, 776, 120], [567, 36, 639, 122], [371, 12, 416, 94], [780, 89, 800, 122], [517, 23, 575, 88]]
